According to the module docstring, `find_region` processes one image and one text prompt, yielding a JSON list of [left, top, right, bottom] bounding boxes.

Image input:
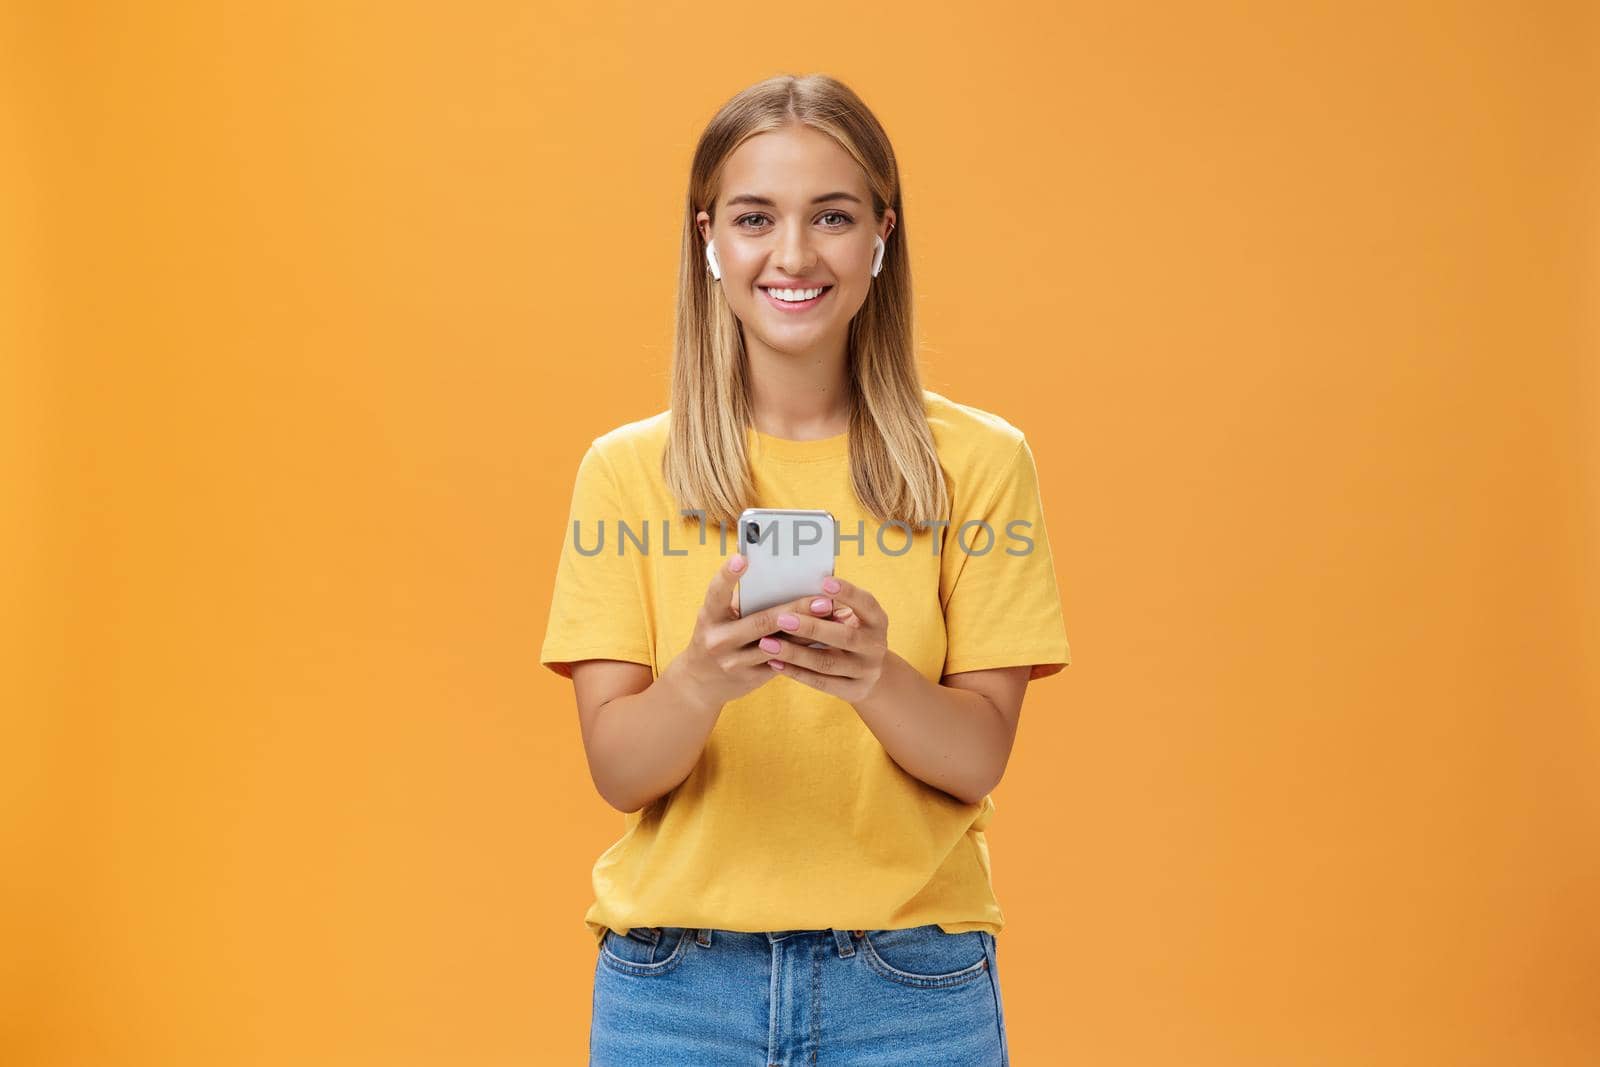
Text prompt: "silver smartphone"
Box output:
[[736, 508, 837, 649]]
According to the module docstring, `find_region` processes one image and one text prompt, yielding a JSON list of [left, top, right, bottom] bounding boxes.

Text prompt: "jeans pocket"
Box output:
[[858, 924, 991, 989], [598, 926, 693, 977]]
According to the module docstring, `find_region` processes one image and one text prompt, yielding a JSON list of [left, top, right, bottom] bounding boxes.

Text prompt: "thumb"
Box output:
[[704, 552, 747, 621]]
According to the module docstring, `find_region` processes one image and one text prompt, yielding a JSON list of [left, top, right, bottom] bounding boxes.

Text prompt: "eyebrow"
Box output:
[[724, 191, 863, 208]]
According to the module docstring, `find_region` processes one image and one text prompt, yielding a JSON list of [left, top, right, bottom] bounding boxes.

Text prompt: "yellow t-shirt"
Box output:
[[540, 389, 1071, 946]]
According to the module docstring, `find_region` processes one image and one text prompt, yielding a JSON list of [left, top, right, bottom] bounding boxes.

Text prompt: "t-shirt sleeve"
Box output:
[[940, 435, 1072, 680], [539, 443, 654, 679]]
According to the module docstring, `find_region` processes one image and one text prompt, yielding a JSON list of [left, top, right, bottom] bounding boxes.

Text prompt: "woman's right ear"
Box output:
[[696, 214, 721, 280]]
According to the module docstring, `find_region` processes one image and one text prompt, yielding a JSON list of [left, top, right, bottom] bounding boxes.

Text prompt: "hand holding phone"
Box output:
[[666, 551, 840, 711]]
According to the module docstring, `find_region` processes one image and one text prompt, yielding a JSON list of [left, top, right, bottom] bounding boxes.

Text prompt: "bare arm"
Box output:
[[855, 655, 1030, 804], [570, 657, 721, 814], [756, 576, 1034, 805], [564, 552, 836, 814]]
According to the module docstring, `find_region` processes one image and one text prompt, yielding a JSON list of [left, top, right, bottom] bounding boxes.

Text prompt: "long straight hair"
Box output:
[[663, 73, 949, 533]]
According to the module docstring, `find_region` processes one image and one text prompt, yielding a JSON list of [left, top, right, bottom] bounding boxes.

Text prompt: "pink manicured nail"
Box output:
[[731, 554, 746, 573], [811, 598, 831, 613], [822, 577, 841, 594], [777, 613, 799, 630], [760, 637, 781, 653], [769, 660, 785, 669]]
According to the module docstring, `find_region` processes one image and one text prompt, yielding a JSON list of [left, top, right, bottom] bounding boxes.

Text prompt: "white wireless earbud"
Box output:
[[871, 234, 886, 277], [706, 239, 722, 281]]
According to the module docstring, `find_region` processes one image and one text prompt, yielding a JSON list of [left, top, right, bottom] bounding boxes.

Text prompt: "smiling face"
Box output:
[[697, 124, 894, 361]]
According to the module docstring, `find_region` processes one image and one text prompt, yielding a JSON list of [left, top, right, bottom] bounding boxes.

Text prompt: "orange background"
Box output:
[[6, 2, 1599, 1064]]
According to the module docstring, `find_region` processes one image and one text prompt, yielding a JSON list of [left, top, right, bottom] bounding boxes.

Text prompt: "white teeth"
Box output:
[[766, 286, 826, 302]]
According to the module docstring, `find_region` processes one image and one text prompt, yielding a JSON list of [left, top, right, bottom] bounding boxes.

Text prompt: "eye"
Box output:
[[732, 211, 855, 231]]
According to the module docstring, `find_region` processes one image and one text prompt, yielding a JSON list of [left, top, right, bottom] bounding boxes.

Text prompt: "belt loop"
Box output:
[[695, 928, 712, 947], [830, 928, 856, 958]]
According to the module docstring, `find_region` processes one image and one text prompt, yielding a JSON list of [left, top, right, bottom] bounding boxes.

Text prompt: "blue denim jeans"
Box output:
[[590, 924, 1009, 1065]]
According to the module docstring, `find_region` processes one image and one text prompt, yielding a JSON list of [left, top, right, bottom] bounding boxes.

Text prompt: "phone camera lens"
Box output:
[[745, 522, 759, 544]]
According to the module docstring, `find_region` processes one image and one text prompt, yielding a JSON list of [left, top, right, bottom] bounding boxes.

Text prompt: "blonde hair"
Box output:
[[663, 73, 949, 532]]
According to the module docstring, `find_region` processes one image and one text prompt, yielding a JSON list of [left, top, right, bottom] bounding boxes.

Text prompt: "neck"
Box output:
[[743, 332, 852, 438]]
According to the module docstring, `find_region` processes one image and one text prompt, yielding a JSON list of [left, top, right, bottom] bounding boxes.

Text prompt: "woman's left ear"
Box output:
[[871, 215, 894, 277]]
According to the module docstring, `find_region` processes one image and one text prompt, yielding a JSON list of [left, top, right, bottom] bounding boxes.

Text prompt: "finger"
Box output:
[[715, 632, 797, 672], [741, 637, 792, 670], [815, 575, 885, 631], [761, 633, 856, 678], [731, 593, 843, 648], [703, 553, 747, 621], [804, 594, 835, 616], [764, 609, 859, 651], [764, 657, 837, 695]]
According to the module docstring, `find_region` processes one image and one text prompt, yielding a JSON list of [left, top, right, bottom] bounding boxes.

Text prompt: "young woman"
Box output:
[[541, 73, 1071, 1067]]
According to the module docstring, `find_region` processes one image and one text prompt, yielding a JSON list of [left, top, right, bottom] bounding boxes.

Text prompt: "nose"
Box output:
[[774, 220, 817, 276]]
